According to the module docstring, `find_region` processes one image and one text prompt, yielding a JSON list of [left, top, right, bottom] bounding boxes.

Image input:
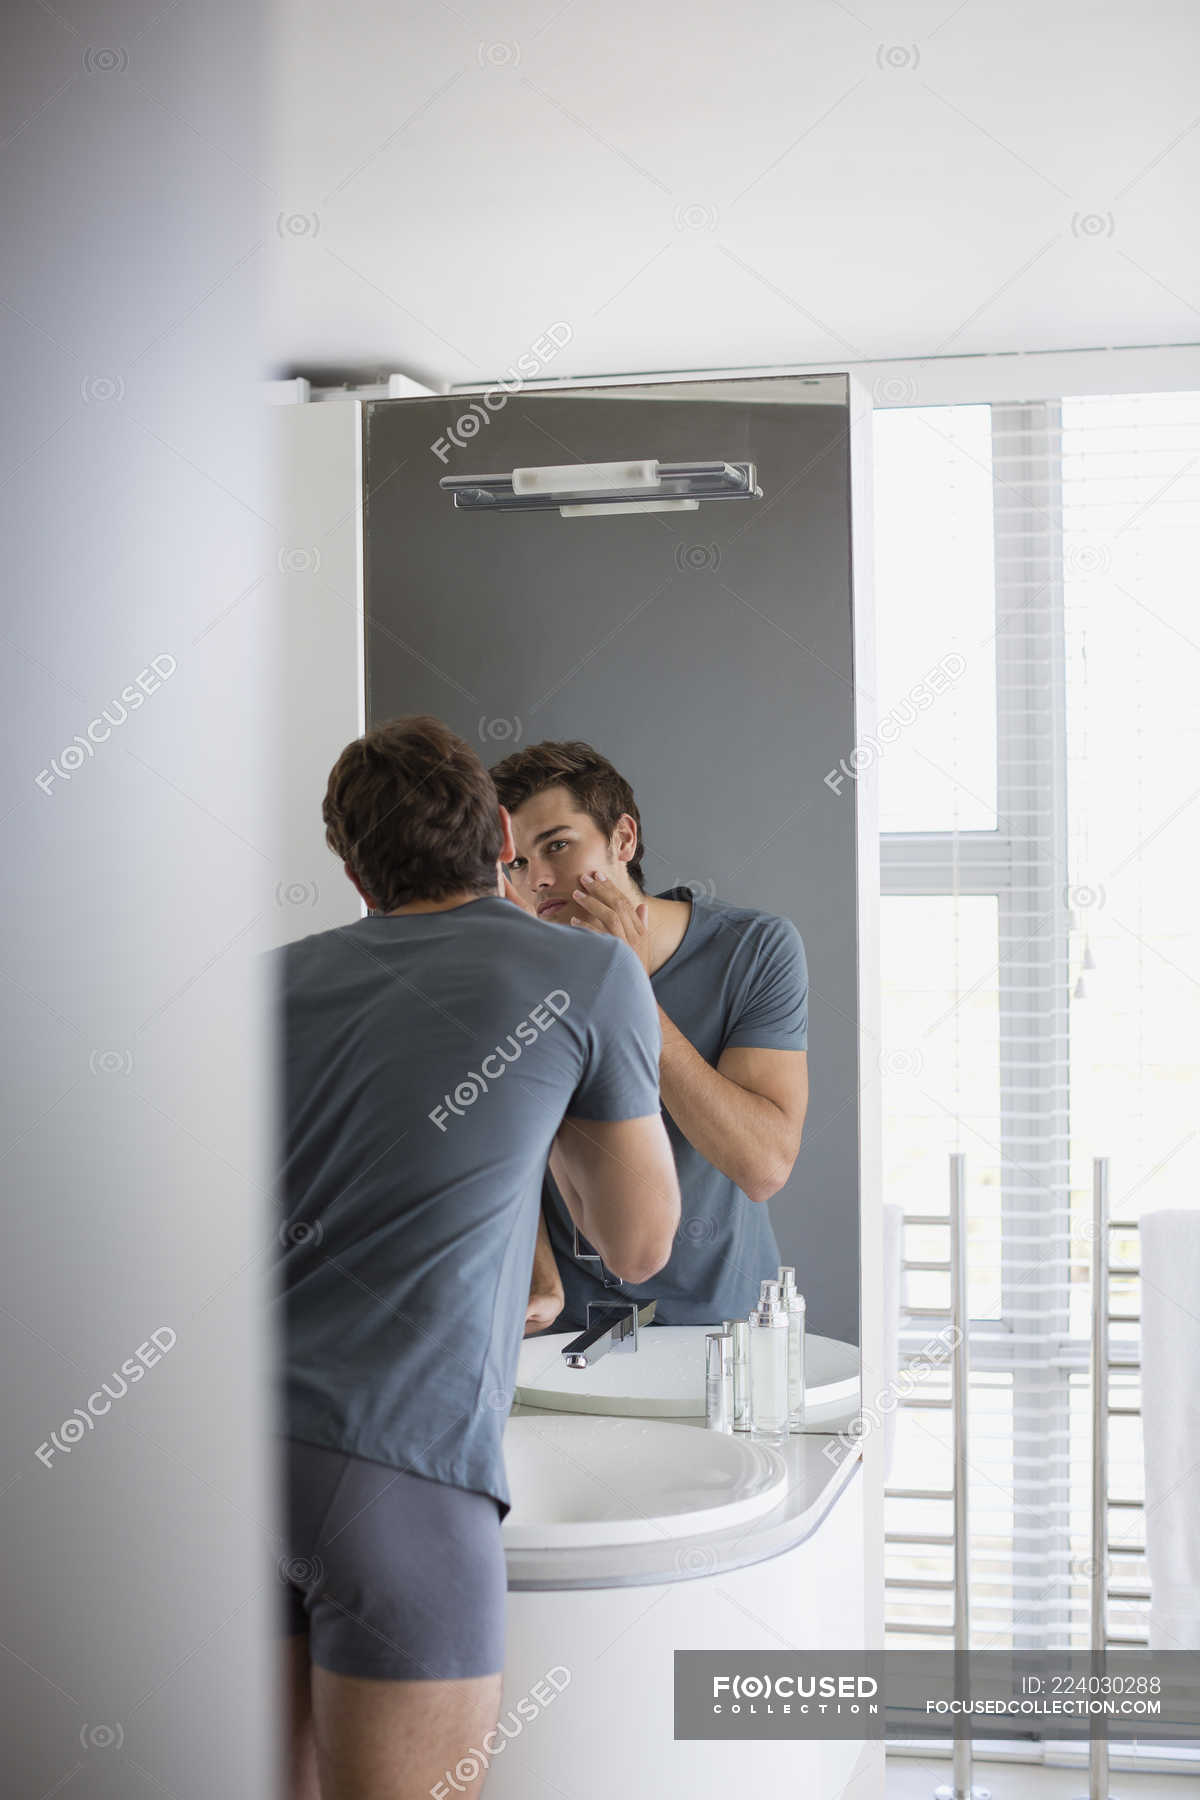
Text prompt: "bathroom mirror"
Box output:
[[359, 372, 866, 1429]]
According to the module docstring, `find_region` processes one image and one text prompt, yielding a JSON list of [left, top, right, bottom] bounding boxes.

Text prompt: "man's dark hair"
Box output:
[[490, 740, 646, 891], [323, 715, 504, 912]]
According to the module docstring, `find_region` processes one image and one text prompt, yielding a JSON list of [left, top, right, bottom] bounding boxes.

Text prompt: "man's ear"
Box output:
[[611, 812, 639, 869], [497, 804, 517, 868]]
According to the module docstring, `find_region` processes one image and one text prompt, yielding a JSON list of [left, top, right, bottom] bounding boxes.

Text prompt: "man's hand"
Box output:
[[502, 871, 538, 916], [524, 1284, 565, 1335], [524, 1208, 565, 1335], [568, 870, 653, 976]]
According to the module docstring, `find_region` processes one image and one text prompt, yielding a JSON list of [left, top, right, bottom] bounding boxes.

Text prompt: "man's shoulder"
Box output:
[[670, 891, 803, 961], [702, 893, 791, 931], [455, 899, 643, 1007], [526, 910, 640, 992], [259, 921, 354, 970], [465, 907, 649, 1042]]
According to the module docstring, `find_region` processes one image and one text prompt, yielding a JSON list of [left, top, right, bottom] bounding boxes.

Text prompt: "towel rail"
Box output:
[[883, 1157, 1158, 1796], [887, 1488, 955, 1503], [883, 1161, 1166, 1797], [1085, 1157, 1113, 1800]]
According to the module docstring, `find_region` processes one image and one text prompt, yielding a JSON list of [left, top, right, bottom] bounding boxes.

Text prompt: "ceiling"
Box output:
[[10, 0, 1199, 390], [265, 0, 1200, 387]]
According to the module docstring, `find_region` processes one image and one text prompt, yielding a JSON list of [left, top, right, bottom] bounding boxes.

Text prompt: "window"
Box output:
[[877, 389, 1200, 1769], [873, 404, 997, 833]]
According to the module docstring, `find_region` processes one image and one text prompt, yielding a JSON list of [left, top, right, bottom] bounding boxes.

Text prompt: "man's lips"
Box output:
[[537, 898, 567, 917]]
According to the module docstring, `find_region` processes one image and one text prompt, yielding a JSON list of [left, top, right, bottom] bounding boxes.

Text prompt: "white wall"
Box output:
[[5, 4, 275, 1790], [268, 399, 366, 944]]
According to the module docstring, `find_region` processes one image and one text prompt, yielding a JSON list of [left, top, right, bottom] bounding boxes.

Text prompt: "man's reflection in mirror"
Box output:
[[491, 741, 809, 1333]]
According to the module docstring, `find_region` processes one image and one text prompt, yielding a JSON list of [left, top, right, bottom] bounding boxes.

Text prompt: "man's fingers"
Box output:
[[525, 1291, 565, 1334], [502, 873, 535, 914], [570, 885, 622, 927], [583, 872, 647, 935]]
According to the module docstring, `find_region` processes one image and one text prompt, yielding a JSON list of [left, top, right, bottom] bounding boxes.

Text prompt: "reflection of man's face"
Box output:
[[506, 785, 626, 924]]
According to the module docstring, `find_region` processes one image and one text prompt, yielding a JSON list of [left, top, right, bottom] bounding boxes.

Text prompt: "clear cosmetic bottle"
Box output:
[[778, 1265, 807, 1431], [748, 1278, 789, 1442], [704, 1331, 733, 1432], [722, 1318, 751, 1432]]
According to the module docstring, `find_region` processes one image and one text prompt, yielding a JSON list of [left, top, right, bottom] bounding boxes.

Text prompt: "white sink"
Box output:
[[515, 1322, 860, 1426], [500, 1413, 788, 1548]]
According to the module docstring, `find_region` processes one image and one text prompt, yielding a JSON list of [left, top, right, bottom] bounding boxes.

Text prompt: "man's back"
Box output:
[[272, 895, 659, 1518]]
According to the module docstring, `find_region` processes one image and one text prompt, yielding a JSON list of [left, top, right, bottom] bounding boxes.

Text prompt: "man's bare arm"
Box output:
[[524, 1111, 680, 1325], [657, 1025, 808, 1204], [524, 1206, 565, 1335], [550, 1113, 679, 1283]]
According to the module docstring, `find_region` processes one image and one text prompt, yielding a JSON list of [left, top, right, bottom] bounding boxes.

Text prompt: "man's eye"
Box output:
[[508, 858, 527, 873], [548, 840, 569, 853]]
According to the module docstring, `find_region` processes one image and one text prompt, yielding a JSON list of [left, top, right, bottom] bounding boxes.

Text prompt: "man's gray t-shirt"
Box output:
[[542, 889, 808, 1329], [270, 895, 660, 1521]]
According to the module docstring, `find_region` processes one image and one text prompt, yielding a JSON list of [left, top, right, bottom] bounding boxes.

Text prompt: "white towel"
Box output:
[[1140, 1208, 1200, 1650]]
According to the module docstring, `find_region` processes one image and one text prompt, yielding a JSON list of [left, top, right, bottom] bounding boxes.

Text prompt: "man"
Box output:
[[271, 716, 679, 1800], [491, 740, 809, 1334]]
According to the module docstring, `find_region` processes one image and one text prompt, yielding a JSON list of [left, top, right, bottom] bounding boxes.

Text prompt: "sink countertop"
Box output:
[[516, 1323, 859, 1426], [502, 1402, 861, 1591]]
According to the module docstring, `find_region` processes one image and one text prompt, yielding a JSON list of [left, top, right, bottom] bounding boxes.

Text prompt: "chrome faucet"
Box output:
[[561, 1296, 657, 1368]]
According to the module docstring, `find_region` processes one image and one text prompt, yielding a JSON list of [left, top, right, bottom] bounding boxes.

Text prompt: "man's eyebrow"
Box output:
[[531, 823, 574, 847]]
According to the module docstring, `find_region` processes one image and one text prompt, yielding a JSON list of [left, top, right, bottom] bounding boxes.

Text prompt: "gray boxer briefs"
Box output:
[[279, 1436, 507, 1680]]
